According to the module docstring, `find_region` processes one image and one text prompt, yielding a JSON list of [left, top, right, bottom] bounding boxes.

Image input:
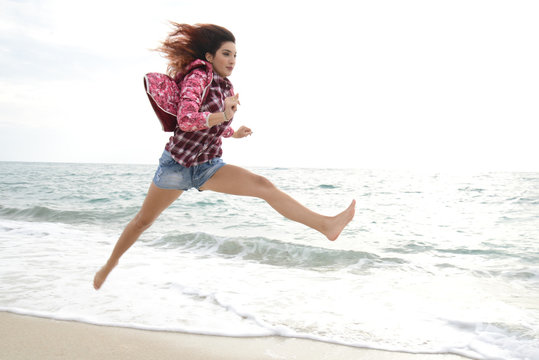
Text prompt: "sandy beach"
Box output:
[[0, 312, 471, 360]]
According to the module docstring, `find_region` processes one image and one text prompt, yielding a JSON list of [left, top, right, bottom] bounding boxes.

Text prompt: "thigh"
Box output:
[[200, 164, 274, 197], [138, 182, 183, 223]]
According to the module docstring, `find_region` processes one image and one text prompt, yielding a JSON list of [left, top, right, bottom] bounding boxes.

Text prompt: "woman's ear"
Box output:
[[205, 52, 213, 63]]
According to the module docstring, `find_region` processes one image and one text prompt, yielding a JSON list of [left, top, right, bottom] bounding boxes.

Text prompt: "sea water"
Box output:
[[0, 161, 537, 360]]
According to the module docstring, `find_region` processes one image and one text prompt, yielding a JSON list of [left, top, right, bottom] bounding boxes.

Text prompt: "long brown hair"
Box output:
[[157, 23, 236, 78]]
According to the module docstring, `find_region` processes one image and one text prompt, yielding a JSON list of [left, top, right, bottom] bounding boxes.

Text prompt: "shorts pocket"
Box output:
[[159, 151, 177, 167]]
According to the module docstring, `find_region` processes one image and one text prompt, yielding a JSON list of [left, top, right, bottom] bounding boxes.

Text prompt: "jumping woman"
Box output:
[[93, 23, 355, 290]]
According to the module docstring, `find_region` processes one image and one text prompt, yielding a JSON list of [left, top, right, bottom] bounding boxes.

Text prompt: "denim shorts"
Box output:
[[152, 150, 226, 191]]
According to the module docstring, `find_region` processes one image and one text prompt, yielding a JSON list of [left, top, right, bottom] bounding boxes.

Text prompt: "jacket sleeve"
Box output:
[[177, 68, 212, 132], [222, 126, 235, 138]]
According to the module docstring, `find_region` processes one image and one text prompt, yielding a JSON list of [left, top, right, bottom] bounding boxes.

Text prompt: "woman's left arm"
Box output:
[[231, 126, 252, 138]]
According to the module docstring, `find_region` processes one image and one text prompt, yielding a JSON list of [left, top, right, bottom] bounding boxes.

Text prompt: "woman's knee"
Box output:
[[131, 212, 155, 231], [252, 174, 277, 198]]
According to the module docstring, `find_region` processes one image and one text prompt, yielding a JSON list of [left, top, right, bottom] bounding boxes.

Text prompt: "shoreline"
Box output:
[[0, 312, 471, 360]]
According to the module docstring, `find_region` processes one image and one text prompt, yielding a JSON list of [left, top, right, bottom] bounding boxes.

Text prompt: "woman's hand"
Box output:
[[224, 93, 240, 120], [208, 93, 240, 127], [232, 125, 253, 138]]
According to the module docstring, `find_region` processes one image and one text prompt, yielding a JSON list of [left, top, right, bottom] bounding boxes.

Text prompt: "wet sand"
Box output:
[[0, 312, 470, 360]]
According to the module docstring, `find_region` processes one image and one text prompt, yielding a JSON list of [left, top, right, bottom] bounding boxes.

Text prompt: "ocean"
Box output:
[[0, 161, 537, 359]]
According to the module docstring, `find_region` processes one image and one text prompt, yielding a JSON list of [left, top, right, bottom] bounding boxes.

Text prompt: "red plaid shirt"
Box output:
[[165, 65, 235, 167]]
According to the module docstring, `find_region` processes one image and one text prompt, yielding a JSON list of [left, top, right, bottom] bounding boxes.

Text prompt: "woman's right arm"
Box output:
[[207, 93, 239, 127], [178, 69, 238, 131], [177, 69, 213, 132]]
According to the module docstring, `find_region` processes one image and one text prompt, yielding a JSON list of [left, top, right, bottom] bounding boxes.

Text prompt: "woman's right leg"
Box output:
[[201, 165, 355, 241], [93, 182, 183, 290]]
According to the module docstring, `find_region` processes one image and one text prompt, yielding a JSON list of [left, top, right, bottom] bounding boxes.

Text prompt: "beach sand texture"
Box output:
[[1, 312, 470, 360]]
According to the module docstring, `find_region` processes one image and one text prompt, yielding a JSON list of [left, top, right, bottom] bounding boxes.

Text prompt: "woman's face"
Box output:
[[206, 41, 236, 77]]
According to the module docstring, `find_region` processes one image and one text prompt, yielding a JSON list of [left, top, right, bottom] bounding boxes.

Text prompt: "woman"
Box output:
[[93, 23, 355, 290]]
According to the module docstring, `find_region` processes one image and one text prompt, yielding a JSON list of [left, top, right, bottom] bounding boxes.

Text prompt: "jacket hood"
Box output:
[[175, 59, 213, 83]]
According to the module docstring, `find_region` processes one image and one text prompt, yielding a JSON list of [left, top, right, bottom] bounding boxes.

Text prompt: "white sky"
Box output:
[[1, 0, 538, 172]]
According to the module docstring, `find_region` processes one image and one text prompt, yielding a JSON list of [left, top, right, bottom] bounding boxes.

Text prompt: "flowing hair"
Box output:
[[156, 23, 236, 79]]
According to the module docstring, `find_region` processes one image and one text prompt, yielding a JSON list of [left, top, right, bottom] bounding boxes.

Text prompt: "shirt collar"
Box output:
[[212, 72, 232, 89]]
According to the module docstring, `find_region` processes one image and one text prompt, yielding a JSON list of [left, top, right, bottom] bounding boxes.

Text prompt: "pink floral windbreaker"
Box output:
[[144, 59, 235, 167], [144, 59, 211, 132]]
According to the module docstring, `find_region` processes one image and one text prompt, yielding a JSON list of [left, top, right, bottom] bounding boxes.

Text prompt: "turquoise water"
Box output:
[[0, 161, 538, 359]]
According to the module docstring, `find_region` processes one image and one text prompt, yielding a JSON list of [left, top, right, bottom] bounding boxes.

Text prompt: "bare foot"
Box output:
[[324, 200, 356, 241], [93, 260, 117, 290]]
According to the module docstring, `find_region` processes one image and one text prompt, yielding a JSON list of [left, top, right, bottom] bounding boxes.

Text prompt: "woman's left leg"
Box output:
[[200, 165, 355, 241]]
